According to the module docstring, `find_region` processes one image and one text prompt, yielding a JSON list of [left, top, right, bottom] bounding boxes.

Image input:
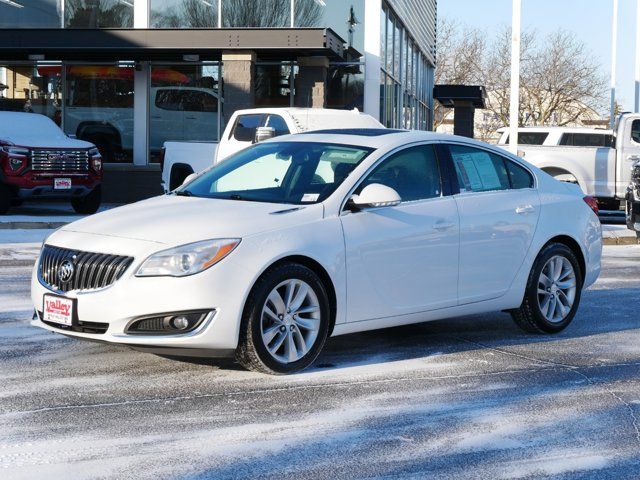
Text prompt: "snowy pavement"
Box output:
[[1, 246, 640, 479]]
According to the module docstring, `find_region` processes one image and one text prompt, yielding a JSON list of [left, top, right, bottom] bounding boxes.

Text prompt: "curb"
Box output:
[[0, 222, 68, 230], [602, 236, 638, 246]]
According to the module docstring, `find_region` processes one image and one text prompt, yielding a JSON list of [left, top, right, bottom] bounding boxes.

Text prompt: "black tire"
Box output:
[[0, 183, 13, 215], [71, 185, 102, 215], [511, 243, 583, 334], [235, 262, 331, 374]]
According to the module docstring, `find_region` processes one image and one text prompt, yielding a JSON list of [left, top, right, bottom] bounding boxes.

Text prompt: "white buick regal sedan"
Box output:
[[31, 130, 602, 374]]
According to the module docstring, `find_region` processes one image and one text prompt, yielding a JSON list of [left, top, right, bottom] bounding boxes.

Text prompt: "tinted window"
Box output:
[[560, 133, 613, 147], [356, 145, 441, 202], [232, 114, 265, 141], [155, 90, 182, 111], [265, 114, 290, 137], [449, 145, 510, 193], [505, 132, 548, 145], [182, 91, 217, 113], [505, 159, 534, 189], [632, 120, 640, 144]]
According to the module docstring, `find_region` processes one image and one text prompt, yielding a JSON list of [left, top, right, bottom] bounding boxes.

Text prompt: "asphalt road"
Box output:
[[1, 246, 640, 479]]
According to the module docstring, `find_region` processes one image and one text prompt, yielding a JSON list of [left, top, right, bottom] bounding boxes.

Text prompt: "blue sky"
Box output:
[[439, 0, 638, 113]]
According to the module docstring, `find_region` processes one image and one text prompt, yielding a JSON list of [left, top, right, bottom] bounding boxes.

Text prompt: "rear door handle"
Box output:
[[515, 204, 535, 215], [433, 221, 456, 231], [627, 155, 640, 162]]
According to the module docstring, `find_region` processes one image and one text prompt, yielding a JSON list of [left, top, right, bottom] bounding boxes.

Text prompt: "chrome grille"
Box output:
[[31, 149, 89, 172], [39, 245, 134, 293]]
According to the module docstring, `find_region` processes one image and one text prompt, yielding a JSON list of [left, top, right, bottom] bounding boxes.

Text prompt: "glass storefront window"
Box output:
[[327, 63, 364, 111], [0, 64, 62, 124], [64, 64, 135, 163], [295, 1, 365, 55], [65, 0, 134, 28], [151, 0, 217, 28], [222, 0, 288, 27], [149, 63, 221, 162], [255, 63, 294, 107], [0, 0, 61, 28]]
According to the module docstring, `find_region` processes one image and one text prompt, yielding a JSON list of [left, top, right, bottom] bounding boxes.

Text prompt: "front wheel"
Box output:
[[511, 243, 583, 334], [236, 263, 331, 374], [71, 185, 102, 215]]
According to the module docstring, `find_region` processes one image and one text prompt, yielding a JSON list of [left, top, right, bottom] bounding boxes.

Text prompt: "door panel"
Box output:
[[340, 144, 459, 323], [341, 197, 459, 322], [446, 144, 540, 304]]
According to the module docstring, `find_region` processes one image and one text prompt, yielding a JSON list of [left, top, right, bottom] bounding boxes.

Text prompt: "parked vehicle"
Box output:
[[66, 86, 219, 162], [497, 115, 640, 210], [32, 130, 601, 374], [161, 107, 383, 193], [625, 160, 640, 239], [0, 112, 102, 215]]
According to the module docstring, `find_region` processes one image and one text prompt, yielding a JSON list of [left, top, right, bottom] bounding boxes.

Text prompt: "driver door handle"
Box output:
[[515, 204, 535, 215], [627, 155, 640, 162], [433, 221, 456, 231]]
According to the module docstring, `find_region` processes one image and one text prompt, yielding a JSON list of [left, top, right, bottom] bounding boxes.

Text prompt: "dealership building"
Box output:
[[0, 0, 437, 201]]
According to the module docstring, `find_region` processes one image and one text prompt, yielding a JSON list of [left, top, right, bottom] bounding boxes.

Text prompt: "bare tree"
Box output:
[[65, 0, 133, 28], [435, 20, 607, 136]]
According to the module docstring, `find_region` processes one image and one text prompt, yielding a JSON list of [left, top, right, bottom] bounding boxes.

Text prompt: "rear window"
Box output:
[[231, 114, 290, 141], [559, 133, 613, 147]]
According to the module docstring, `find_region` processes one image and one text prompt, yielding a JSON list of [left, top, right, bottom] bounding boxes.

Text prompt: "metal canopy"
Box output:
[[0, 28, 352, 62]]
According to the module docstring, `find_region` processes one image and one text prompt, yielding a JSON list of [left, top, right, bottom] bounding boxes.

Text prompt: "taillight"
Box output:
[[583, 196, 599, 216], [159, 146, 166, 171]]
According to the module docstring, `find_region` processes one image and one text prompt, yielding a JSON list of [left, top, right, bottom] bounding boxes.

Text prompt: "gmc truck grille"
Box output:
[[39, 245, 134, 293], [31, 150, 89, 172]]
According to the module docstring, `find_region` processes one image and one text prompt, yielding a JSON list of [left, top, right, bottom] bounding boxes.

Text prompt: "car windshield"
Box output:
[[179, 141, 373, 204]]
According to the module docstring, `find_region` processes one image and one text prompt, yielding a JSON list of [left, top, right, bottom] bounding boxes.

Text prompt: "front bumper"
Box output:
[[30, 232, 254, 353]]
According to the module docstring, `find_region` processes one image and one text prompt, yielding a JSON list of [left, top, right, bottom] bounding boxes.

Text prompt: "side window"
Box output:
[[631, 120, 640, 144], [505, 159, 534, 189], [449, 145, 510, 193], [232, 114, 265, 141], [182, 91, 217, 113], [266, 114, 290, 137], [155, 90, 181, 111], [355, 145, 441, 202]]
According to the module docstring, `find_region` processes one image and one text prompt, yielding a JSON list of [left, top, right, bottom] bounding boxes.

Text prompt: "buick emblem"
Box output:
[[57, 260, 75, 283]]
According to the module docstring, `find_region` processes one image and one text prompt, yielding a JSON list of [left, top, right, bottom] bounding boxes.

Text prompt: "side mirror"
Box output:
[[254, 126, 275, 143], [349, 183, 401, 210], [182, 172, 198, 186]]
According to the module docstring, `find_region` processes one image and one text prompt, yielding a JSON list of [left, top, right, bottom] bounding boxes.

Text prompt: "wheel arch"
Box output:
[[540, 166, 586, 192], [540, 234, 586, 282], [252, 255, 338, 336]]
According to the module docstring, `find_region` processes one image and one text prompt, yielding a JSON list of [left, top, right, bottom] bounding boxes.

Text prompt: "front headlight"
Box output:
[[135, 238, 240, 277]]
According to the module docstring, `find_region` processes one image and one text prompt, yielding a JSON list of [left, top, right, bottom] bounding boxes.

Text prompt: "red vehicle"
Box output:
[[0, 112, 102, 215]]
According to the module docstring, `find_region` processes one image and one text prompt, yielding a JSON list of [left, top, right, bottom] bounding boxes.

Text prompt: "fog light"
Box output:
[[171, 315, 190, 330]]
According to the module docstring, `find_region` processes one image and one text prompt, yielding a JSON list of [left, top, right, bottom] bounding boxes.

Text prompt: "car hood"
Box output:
[[3, 133, 93, 149], [60, 195, 324, 245]]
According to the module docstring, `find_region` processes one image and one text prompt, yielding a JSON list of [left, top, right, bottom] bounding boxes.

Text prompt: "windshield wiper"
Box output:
[[174, 190, 193, 197]]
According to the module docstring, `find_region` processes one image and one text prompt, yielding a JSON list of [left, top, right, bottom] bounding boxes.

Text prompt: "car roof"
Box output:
[[272, 129, 506, 152]]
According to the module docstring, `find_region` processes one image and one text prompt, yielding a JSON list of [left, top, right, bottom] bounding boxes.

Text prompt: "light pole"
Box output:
[[508, 0, 521, 154], [611, 0, 619, 127], [635, 0, 640, 112]]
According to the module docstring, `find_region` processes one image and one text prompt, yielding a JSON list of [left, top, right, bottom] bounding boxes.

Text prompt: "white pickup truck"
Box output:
[[497, 114, 640, 210], [161, 107, 383, 193]]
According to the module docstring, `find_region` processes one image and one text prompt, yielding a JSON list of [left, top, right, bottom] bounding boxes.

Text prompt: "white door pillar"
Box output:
[[133, 62, 149, 166], [363, 0, 382, 119], [134, 0, 149, 28]]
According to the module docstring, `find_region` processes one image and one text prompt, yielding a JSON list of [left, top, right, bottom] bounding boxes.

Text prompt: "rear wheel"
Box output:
[[236, 263, 330, 374], [0, 183, 13, 215], [511, 243, 583, 334], [71, 185, 102, 214]]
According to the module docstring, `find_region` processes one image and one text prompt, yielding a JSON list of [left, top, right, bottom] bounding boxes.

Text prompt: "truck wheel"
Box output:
[[0, 184, 12, 215], [71, 185, 102, 215]]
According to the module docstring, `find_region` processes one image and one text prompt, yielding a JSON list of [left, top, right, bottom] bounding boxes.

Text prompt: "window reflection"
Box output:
[[151, 0, 216, 28], [0, 64, 62, 124], [65, 0, 133, 28]]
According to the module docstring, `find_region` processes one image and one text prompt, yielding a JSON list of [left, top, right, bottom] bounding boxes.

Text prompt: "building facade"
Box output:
[[0, 0, 436, 201]]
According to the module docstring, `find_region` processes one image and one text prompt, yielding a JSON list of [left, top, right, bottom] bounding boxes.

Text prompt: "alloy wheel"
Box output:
[[537, 255, 577, 323], [260, 279, 321, 364]]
